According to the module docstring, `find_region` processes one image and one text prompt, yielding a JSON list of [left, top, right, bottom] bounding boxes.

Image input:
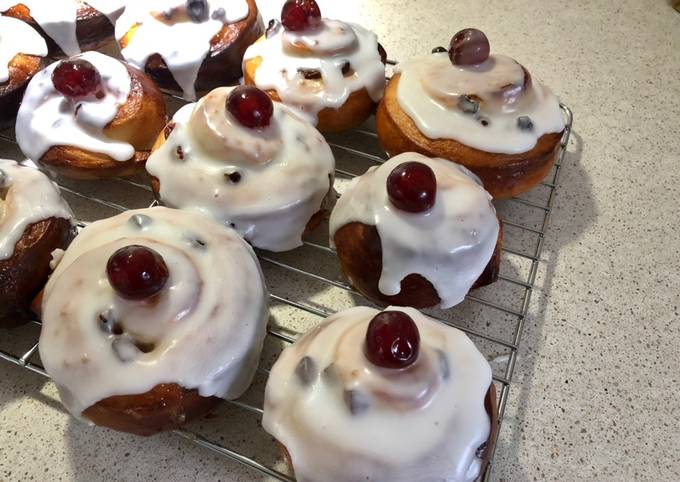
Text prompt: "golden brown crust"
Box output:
[[333, 221, 503, 309], [82, 383, 221, 436], [0, 53, 44, 127], [119, 0, 264, 95], [376, 74, 563, 198], [2, 3, 116, 56], [278, 384, 498, 478], [38, 64, 167, 180], [0, 217, 74, 328], [242, 40, 387, 133]]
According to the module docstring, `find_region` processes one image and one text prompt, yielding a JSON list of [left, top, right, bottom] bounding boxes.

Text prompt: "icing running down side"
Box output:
[[396, 53, 565, 154], [115, 0, 250, 100], [39, 207, 269, 416], [0, 16, 47, 83], [0, 159, 73, 260], [0, 0, 126, 56], [330, 153, 499, 309], [147, 86, 335, 252], [243, 19, 385, 125], [16, 51, 134, 163], [263, 306, 492, 482]]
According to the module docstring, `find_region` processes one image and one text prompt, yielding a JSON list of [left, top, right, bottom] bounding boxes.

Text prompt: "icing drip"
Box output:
[[0, 15, 47, 83], [0, 159, 73, 260], [39, 206, 269, 416], [0, 0, 126, 56], [146, 86, 335, 252], [243, 19, 385, 125], [115, 0, 250, 100], [329, 153, 499, 309], [263, 306, 492, 482], [396, 53, 564, 154], [16, 51, 134, 162]]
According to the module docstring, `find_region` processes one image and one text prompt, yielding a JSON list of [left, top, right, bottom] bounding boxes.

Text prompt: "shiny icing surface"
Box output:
[[115, 0, 250, 100], [263, 305, 492, 482], [0, 15, 47, 83], [395, 53, 565, 154], [39, 206, 269, 416], [0, 0, 126, 56], [330, 152, 499, 309], [243, 18, 385, 125], [146, 86, 335, 252], [16, 51, 134, 162], [0, 159, 73, 260]]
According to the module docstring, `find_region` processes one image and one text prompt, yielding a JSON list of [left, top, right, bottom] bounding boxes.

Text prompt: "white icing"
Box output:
[[83, 0, 126, 24], [115, 0, 250, 100], [0, 0, 125, 56], [146, 86, 335, 252], [243, 19, 385, 125], [0, 16, 47, 83], [16, 51, 135, 162], [39, 206, 269, 416], [330, 153, 499, 309], [0, 159, 73, 261], [263, 305, 492, 482], [395, 53, 565, 154]]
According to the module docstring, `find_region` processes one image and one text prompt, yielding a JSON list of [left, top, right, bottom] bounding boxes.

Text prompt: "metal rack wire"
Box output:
[[0, 86, 573, 480]]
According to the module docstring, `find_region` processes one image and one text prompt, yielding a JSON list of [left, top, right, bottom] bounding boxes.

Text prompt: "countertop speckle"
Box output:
[[1, 0, 679, 481]]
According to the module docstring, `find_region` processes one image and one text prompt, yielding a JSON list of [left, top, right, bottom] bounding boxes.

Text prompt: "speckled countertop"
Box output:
[[1, 0, 679, 481]]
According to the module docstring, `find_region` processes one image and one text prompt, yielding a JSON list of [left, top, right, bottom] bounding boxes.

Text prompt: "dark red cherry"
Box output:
[[365, 311, 420, 369], [52, 59, 103, 99], [387, 161, 437, 213], [449, 28, 490, 66], [106, 245, 169, 300], [226, 86, 274, 129], [281, 0, 321, 32]]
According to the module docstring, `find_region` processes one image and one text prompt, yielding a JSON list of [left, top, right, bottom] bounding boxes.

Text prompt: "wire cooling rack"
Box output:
[[0, 79, 573, 480]]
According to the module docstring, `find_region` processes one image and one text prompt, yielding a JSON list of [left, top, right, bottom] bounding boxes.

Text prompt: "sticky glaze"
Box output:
[[0, 0, 126, 56], [263, 305, 492, 482], [16, 51, 135, 163], [115, 0, 250, 100], [243, 18, 385, 125], [0, 159, 73, 260], [395, 53, 564, 154], [39, 206, 269, 416], [0, 16, 47, 83], [146, 86, 335, 252], [330, 152, 499, 309]]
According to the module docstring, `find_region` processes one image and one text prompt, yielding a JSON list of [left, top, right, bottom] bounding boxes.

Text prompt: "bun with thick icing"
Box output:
[[15, 52, 167, 179], [0, 159, 74, 328], [377, 29, 564, 198]]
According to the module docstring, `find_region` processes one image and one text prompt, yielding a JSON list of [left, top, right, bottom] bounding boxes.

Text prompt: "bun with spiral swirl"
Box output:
[[39, 206, 268, 436]]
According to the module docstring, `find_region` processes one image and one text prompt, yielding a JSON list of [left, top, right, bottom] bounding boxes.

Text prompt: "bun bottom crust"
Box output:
[[37, 65, 167, 180], [82, 383, 220, 436], [376, 75, 563, 199], [0, 217, 74, 328], [333, 221, 503, 309], [276, 384, 498, 480]]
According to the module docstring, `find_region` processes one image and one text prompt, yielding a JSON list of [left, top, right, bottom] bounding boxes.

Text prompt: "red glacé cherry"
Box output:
[[365, 311, 420, 369], [106, 245, 169, 300], [449, 28, 490, 66], [52, 59, 103, 99], [387, 161, 437, 213], [226, 86, 274, 129], [281, 0, 321, 32]]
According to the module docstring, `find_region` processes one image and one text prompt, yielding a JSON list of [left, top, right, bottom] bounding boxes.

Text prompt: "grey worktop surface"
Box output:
[[1, 0, 679, 481]]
